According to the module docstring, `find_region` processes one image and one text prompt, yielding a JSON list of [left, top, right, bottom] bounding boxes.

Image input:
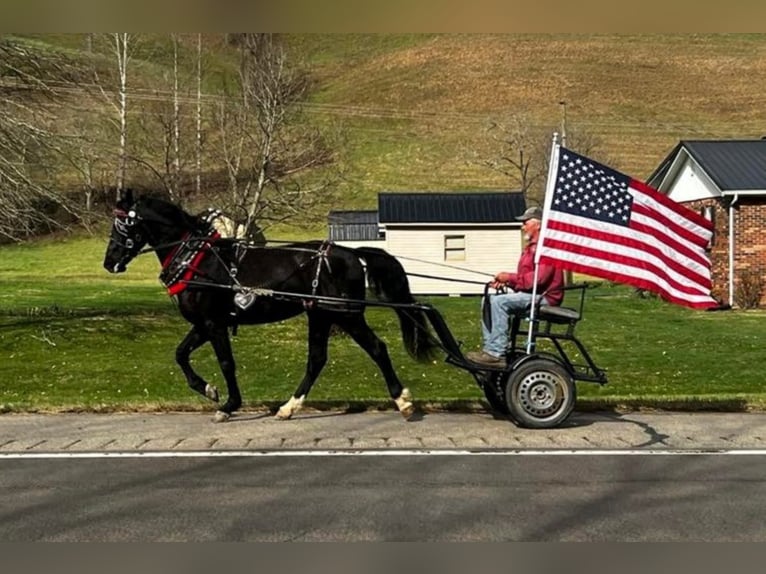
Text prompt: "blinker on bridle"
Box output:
[[112, 208, 141, 250]]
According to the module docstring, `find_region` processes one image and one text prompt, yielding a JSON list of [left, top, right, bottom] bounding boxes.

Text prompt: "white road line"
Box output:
[[2, 448, 766, 459]]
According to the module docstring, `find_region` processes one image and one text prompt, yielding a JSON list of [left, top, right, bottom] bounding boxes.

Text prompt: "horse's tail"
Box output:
[[354, 246, 438, 362]]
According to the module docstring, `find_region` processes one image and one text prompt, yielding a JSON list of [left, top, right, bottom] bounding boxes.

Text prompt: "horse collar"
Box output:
[[159, 230, 221, 296]]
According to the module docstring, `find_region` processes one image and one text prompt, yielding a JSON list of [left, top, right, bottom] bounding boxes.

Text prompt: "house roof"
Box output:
[[648, 140, 766, 192], [378, 191, 526, 224]]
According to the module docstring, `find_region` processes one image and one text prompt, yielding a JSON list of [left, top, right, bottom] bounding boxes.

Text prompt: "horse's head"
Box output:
[[103, 189, 148, 274]]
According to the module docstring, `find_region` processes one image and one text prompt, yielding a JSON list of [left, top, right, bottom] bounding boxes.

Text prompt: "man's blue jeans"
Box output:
[[481, 291, 549, 357]]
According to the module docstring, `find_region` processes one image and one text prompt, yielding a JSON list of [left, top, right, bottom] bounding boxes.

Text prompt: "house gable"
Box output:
[[663, 151, 721, 203], [649, 140, 766, 196]]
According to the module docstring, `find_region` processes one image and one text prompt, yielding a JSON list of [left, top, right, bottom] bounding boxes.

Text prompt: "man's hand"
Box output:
[[490, 271, 517, 290]]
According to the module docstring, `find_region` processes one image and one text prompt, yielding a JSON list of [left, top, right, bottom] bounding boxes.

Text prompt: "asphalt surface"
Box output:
[[3, 409, 766, 452]]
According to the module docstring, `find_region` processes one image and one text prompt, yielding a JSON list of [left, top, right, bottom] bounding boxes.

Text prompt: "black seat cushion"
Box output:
[[537, 305, 580, 324]]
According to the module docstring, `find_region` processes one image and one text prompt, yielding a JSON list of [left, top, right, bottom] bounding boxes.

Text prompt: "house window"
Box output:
[[444, 234, 465, 261]]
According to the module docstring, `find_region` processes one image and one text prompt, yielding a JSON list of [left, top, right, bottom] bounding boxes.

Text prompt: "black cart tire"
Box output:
[[479, 371, 510, 415], [505, 358, 576, 429]]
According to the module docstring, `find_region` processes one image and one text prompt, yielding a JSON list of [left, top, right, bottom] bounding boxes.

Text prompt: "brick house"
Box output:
[[647, 140, 766, 307]]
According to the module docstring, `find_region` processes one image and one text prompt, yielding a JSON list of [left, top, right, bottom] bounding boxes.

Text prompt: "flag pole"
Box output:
[[526, 132, 561, 353]]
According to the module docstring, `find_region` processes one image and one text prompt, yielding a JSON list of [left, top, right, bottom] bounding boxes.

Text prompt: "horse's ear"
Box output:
[[118, 188, 134, 205]]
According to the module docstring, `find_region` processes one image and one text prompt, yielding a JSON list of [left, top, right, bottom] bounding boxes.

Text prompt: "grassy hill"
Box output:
[[10, 33, 766, 231], [284, 34, 766, 208]]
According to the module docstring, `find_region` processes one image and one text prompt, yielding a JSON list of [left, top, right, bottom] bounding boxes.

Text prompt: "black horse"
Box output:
[[103, 190, 438, 422]]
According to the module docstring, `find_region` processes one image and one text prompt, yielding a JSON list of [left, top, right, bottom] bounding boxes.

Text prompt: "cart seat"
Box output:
[[537, 305, 580, 324]]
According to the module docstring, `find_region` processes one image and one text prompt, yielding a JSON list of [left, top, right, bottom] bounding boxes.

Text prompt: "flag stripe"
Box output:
[[538, 253, 719, 309], [543, 224, 712, 293], [629, 208, 711, 270], [630, 184, 712, 250], [631, 178, 714, 233]]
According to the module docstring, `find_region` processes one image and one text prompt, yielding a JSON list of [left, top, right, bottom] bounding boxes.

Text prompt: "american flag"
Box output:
[[537, 147, 717, 309]]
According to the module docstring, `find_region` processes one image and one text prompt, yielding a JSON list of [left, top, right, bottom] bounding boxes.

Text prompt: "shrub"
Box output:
[[735, 269, 764, 309]]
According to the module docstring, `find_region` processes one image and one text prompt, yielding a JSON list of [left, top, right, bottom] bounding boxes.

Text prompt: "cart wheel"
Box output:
[[505, 358, 576, 429], [479, 371, 510, 415]]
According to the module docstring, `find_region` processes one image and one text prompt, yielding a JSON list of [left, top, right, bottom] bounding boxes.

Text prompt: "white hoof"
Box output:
[[275, 395, 305, 420], [395, 388, 415, 420], [274, 407, 292, 420], [213, 410, 230, 423]]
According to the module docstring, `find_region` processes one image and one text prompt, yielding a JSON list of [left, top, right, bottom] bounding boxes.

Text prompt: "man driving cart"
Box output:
[[466, 205, 565, 367]]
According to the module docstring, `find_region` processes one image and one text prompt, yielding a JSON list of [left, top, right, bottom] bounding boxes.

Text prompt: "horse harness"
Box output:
[[156, 217, 337, 315]]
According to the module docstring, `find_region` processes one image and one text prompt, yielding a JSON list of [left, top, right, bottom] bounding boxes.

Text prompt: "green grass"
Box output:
[[2, 234, 766, 413], [4, 34, 766, 413]]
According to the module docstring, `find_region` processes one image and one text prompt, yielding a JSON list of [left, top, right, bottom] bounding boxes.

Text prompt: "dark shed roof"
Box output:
[[378, 191, 526, 224], [649, 140, 766, 191], [328, 210, 381, 241]]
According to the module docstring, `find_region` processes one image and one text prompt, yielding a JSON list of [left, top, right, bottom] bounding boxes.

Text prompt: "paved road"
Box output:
[[3, 409, 766, 453], [5, 409, 766, 541]]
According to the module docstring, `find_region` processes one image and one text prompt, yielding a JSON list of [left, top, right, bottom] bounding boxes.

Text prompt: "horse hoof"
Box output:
[[213, 410, 230, 423], [399, 403, 415, 420], [274, 408, 292, 420], [394, 389, 415, 420], [275, 395, 304, 420], [205, 384, 219, 402]]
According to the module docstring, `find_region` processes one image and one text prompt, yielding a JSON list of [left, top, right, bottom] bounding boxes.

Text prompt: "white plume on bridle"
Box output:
[[202, 208, 246, 239]]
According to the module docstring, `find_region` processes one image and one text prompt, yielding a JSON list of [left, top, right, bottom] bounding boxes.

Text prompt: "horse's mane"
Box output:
[[119, 189, 246, 239], [136, 195, 203, 232]]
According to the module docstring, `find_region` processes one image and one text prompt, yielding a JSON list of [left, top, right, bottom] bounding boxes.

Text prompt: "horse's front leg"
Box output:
[[208, 324, 242, 423], [176, 326, 219, 403]]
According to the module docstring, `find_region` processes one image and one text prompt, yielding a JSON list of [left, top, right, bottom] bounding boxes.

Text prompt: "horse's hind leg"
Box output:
[[336, 314, 414, 420], [176, 326, 219, 402], [276, 314, 332, 420], [208, 325, 242, 422]]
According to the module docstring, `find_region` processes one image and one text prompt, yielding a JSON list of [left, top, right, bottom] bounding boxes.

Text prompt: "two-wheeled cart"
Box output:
[[418, 283, 608, 429]]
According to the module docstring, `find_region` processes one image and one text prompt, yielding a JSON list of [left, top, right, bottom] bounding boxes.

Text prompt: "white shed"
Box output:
[[329, 192, 527, 296]]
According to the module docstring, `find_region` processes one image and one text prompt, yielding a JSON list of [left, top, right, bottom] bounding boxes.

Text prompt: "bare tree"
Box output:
[[0, 38, 81, 240], [196, 34, 203, 196], [129, 34, 201, 203], [90, 33, 139, 196], [477, 114, 543, 200], [64, 110, 112, 213], [476, 113, 613, 206], [212, 34, 341, 237]]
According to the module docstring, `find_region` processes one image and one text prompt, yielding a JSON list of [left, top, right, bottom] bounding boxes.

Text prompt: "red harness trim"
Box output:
[[162, 232, 190, 269], [163, 231, 221, 296]]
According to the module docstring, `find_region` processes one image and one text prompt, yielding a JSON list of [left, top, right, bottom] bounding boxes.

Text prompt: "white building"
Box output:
[[329, 191, 528, 295]]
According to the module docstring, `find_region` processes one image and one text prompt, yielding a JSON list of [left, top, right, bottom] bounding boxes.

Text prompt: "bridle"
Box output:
[[111, 208, 145, 252], [111, 206, 188, 257]]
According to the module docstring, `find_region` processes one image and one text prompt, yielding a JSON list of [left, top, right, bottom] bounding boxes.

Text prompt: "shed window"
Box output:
[[444, 234, 465, 261]]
